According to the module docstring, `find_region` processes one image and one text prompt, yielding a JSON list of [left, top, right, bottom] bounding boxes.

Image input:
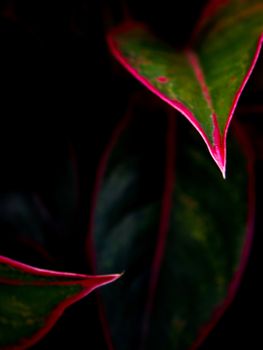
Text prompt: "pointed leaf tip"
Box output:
[[85, 272, 122, 288], [89, 101, 254, 349], [0, 255, 118, 349], [210, 146, 226, 178], [108, 0, 263, 171]]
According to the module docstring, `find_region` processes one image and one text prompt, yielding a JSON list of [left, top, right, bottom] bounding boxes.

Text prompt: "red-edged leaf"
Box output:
[[87, 96, 255, 349], [0, 255, 120, 349], [107, 0, 263, 176]]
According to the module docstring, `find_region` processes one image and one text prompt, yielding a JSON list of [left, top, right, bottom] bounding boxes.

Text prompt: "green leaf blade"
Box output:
[[107, 0, 263, 175], [88, 97, 255, 349], [194, 0, 263, 131], [0, 256, 120, 349]]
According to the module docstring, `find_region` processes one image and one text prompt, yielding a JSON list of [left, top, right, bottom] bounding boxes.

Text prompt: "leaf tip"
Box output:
[[215, 156, 226, 179], [210, 144, 226, 178], [93, 273, 122, 287], [221, 166, 226, 179]]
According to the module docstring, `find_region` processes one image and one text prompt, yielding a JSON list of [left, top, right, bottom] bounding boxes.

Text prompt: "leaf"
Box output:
[[107, 0, 263, 176], [0, 193, 56, 267], [0, 145, 80, 265], [0, 193, 48, 245], [87, 97, 255, 349], [0, 255, 120, 349]]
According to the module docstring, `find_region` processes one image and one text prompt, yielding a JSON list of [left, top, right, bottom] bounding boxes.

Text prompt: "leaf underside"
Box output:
[[0, 256, 119, 349], [89, 98, 254, 350], [107, 0, 263, 175]]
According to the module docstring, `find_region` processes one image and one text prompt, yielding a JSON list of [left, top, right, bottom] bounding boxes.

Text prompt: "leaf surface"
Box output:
[[107, 0, 263, 175], [88, 98, 255, 349], [0, 255, 119, 349]]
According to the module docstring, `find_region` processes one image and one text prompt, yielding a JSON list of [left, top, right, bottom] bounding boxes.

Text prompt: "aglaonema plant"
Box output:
[[0, 256, 120, 349], [87, 94, 255, 350], [107, 0, 263, 177], [0, 0, 262, 349]]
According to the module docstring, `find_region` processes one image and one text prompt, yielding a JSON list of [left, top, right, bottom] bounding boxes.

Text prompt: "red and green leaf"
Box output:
[[107, 0, 263, 175], [87, 96, 255, 349], [0, 255, 120, 349]]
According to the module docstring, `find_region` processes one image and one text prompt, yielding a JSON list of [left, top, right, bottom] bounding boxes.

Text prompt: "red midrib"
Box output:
[[185, 49, 215, 112], [185, 49, 225, 173]]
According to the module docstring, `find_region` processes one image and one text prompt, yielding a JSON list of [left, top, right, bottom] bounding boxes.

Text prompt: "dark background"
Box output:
[[0, 0, 262, 348]]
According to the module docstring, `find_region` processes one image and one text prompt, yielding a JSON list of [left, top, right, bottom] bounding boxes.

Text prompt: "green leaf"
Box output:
[[88, 97, 255, 349], [0, 193, 54, 266], [107, 0, 263, 175], [0, 255, 120, 349], [0, 144, 80, 266]]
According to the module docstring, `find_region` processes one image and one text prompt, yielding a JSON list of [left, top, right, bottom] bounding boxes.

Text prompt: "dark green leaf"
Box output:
[[88, 97, 254, 349]]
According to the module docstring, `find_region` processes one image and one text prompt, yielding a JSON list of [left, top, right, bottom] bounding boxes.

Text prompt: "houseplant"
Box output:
[[0, 0, 262, 348]]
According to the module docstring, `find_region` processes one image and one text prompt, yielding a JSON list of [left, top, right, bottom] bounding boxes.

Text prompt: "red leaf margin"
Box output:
[[0, 255, 120, 350], [86, 111, 133, 350], [140, 112, 176, 347], [107, 8, 263, 177], [86, 108, 256, 349], [188, 122, 256, 349]]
